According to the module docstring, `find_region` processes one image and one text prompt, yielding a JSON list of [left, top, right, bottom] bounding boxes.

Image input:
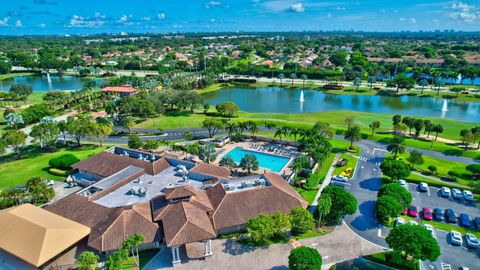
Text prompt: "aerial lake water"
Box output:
[[0, 75, 102, 92], [201, 87, 480, 123]]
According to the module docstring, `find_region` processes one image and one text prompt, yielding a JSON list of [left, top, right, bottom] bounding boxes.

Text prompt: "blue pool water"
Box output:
[[225, 147, 290, 172]]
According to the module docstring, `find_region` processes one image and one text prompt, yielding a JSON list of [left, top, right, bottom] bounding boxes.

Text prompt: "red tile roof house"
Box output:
[[101, 84, 138, 97], [46, 147, 307, 265]]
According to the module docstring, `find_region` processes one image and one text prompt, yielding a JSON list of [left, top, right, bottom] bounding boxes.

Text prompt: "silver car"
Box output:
[[463, 190, 474, 201], [465, 233, 479, 249], [331, 175, 348, 182], [450, 230, 463, 246], [440, 187, 451, 197], [452, 188, 463, 199]]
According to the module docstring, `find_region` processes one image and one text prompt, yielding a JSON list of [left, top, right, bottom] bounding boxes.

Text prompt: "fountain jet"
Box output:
[[441, 99, 448, 112], [299, 90, 304, 102], [46, 72, 52, 83]]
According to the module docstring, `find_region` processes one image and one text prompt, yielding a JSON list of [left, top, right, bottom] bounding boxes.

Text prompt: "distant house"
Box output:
[[101, 84, 138, 97], [260, 60, 274, 68], [44, 146, 307, 265]]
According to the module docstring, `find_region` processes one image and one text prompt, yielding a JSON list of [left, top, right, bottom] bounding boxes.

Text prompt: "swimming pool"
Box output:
[[224, 147, 291, 172]]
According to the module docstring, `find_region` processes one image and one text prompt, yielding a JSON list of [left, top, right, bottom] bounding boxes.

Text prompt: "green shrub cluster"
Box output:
[[48, 154, 80, 170]]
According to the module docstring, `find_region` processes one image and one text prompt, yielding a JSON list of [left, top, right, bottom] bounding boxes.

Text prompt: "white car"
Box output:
[[465, 233, 479, 249], [423, 224, 436, 238], [407, 220, 418, 226], [398, 179, 408, 189], [419, 182, 429, 192], [395, 217, 406, 226], [452, 188, 463, 199], [45, 180, 55, 186], [331, 175, 348, 182], [450, 230, 463, 246], [440, 187, 451, 197], [463, 190, 474, 201]]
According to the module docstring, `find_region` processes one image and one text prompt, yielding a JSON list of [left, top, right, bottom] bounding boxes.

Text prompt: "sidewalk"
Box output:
[[311, 153, 341, 206]]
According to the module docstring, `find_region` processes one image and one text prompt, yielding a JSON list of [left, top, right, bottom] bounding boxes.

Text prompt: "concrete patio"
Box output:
[[143, 222, 386, 270]]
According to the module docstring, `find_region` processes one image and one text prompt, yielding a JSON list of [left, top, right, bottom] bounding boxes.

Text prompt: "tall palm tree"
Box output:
[[317, 195, 332, 227], [344, 125, 362, 149], [248, 122, 259, 136], [274, 127, 284, 142], [290, 73, 297, 86], [237, 122, 248, 135], [419, 79, 428, 94], [225, 122, 237, 137], [290, 128, 300, 142], [387, 135, 405, 159]]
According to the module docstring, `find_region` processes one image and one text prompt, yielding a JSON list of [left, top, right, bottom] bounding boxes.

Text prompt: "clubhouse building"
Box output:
[[0, 147, 306, 269]]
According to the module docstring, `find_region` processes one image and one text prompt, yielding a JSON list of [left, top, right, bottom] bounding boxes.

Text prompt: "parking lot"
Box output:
[[405, 182, 480, 270]]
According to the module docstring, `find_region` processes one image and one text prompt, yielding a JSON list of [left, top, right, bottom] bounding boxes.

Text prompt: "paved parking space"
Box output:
[[422, 229, 480, 270], [406, 183, 479, 224]]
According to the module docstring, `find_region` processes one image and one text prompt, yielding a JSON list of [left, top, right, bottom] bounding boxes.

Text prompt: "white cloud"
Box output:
[[118, 15, 130, 23], [399, 17, 406, 22], [15, 20, 22, 28], [449, 1, 479, 22], [290, 2, 304, 13], [38, 23, 46, 28], [142, 16, 151, 21], [69, 14, 104, 28], [327, 13, 332, 18], [206, 1, 222, 8], [94, 12, 106, 19], [157, 13, 165, 20], [336, 6, 346, 11], [0, 16, 10, 26], [409, 18, 417, 23]]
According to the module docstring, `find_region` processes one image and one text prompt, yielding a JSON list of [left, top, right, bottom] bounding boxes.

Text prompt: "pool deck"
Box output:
[[214, 141, 295, 176]]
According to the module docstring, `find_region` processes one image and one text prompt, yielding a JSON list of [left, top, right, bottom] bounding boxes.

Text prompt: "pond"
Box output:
[[0, 74, 102, 92], [201, 87, 480, 123]]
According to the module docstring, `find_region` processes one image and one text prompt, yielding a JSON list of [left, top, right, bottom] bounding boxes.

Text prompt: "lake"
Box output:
[[201, 87, 480, 123], [0, 75, 102, 92]]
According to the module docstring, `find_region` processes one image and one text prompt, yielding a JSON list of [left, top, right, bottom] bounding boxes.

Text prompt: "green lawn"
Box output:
[[0, 72, 34, 81], [0, 145, 108, 189], [402, 215, 480, 238], [333, 153, 358, 177]]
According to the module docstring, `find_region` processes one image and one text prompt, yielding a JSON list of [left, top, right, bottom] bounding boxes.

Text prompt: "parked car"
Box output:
[[440, 187, 451, 197], [335, 158, 348, 167], [452, 188, 463, 199], [331, 175, 349, 182], [395, 217, 406, 227], [474, 217, 480, 229], [433, 208, 444, 221], [422, 208, 433, 221], [450, 230, 463, 246], [401, 208, 408, 215], [418, 182, 429, 192], [423, 224, 435, 238], [459, 213, 473, 228], [465, 233, 479, 249], [398, 179, 408, 189], [408, 205, 418, 217], [407, 220, 418, 226], [463, 190, 474, 201], [445, 208, 457, 223]]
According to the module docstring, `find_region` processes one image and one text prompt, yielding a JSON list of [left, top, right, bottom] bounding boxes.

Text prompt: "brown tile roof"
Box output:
[[190, 163, 231, 178], [46, 195, 160, 252], [101, 85, 137, 93], [157, 202, 216, 247], [208, 173, 307, 230], [165, 185, 197, 200], [72, 152, 171, 177]]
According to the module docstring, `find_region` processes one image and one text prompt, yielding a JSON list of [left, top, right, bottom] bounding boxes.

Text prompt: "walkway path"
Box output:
[[411, 171, 469, 189], [311, 153, 340, 206], [142, 222, 385, 270]]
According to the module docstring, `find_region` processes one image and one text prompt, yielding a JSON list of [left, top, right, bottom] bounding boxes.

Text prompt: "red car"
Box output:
[[408, 205, 418, 217], [402, 208, 408, 215], [422, 208, 433, 220]]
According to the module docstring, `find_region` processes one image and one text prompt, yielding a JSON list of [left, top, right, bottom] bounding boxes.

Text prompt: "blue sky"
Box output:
[[0, 0, 479, 35]]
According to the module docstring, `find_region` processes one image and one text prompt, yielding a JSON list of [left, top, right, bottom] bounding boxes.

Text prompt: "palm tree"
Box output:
[[290, 128, 300, 142], [240, 154, 259, 174], [123, 233, 144, 267], [225, 122, 237, 137], [301, 74, 308, 87], [278, 73, 285, 85], [369, 120, 380, 136], [387, 135, 405, 159], [432, 124, 444, 141], [219, 156, 236, 172], [237, 122, 248, 135], [344, 125, 361, 149], [317, 195, 332, 227], [248, 122, 259, 136], [274, 127, 285, 142], [419, 79, 428, 94]]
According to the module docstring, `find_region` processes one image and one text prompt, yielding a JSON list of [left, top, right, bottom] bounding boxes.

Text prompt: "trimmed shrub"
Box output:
[[48, 154, 80, 170], [49, 168, 69, 176]]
